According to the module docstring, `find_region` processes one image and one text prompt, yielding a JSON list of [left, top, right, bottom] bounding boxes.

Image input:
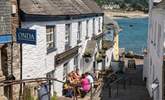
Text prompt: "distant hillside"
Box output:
[[95, 0, 149, 12]]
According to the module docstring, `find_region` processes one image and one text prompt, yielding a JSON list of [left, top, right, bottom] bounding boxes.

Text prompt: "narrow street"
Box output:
[[100, 64, 152, 100]]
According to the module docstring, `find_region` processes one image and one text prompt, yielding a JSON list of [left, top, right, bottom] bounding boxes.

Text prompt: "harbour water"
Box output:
[[115, 17, 148, 54]]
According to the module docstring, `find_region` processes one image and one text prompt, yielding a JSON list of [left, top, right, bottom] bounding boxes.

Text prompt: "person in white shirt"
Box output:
[[85, 72, 94, 87]]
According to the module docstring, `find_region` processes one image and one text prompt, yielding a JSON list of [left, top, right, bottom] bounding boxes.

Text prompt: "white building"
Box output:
[[143, 0, 165, 100], [20, 0, 113, 96]]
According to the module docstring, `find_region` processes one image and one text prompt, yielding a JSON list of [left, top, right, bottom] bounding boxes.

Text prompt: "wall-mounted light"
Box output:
[[12, 4, 17, 15], [150, 78, 159, 92]]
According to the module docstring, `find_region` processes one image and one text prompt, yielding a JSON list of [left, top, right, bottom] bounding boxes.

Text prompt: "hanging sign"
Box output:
[[0, 34, 12, 44], [16, 28, 36, 45]]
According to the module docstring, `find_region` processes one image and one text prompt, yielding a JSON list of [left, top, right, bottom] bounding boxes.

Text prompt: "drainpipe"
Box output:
[[17, 0, 23, 99]]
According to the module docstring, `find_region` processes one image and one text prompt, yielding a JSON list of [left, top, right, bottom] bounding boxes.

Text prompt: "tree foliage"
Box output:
[[95, 0, 149, 12]]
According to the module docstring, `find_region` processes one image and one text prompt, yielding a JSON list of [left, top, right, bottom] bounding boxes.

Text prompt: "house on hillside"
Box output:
[[143, 0, 165, 100], [20, 0, 114, 96]]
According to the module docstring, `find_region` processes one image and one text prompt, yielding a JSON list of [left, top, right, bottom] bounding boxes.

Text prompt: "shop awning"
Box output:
[[55, 46, 79, 66]]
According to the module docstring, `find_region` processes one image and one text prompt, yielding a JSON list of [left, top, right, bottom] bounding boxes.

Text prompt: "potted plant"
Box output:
[[99, 50, 106, 58], [96, 52, 103, 63], [83, 49, 92, 57], [126, 51, 134, 58]]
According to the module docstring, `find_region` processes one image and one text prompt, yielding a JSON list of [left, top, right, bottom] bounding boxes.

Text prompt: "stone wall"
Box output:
[[0, 0, 11, 35], [0, 0, 20, 99]]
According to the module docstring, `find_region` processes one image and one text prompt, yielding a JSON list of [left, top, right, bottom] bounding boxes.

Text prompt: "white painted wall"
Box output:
[[144, 9, 165, 100], [22, 16, 104, 96], [105, 48, 114, 69]]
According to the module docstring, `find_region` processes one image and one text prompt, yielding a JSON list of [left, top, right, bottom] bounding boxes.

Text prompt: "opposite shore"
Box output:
[[104, 10, 148, 19]]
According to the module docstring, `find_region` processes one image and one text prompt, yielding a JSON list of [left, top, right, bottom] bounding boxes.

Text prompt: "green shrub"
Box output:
[[51, 96, 57, 100]]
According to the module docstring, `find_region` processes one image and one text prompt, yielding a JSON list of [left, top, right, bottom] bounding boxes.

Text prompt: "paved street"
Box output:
[[100, 64, 152, 100], [57, 59, 152, 100]]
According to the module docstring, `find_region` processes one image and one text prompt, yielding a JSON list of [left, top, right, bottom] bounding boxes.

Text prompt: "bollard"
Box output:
[[108, 86, 111, 98], [129, 78, 132, 86], [73, 86, 78, 100], [123, 79, 126, 90], [116, 81, 119, 96], [122, 77, 126, 89]]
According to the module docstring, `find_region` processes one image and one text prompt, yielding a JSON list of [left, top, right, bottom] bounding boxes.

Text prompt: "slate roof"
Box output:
[[20, 0, 103, 16], [155, 0, 165, 9]]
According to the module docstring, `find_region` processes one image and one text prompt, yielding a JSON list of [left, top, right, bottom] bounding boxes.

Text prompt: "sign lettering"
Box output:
[[16, 28, 36, 45]]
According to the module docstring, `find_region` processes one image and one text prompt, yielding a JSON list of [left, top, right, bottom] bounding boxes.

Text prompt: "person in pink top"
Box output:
[[80, 74, 91, 97]]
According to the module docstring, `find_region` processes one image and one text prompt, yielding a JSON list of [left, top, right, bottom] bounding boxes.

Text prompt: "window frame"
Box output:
[[77, 21, 82, 43], [65, 24, 71, 50], [46, 25, 56, 53], [98, 18, 101, 32], [93, 18, 95, 35], [86, 20, 89, 39]]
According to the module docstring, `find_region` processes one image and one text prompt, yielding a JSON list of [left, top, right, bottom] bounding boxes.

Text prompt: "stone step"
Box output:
[[57, 96, 72, 100]]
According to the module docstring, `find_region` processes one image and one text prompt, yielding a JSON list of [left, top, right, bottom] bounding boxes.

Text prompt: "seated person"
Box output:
[[75, 68, 81, 77], [80, 74, 91, 98], [72, 71, 80, 82], [85, 72, 94, 87], [67, 73, 74, 84], [63, 81, 73, 98]]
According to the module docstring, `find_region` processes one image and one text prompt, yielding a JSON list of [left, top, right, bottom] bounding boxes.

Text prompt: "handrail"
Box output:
[[0, 77, 65, 87]]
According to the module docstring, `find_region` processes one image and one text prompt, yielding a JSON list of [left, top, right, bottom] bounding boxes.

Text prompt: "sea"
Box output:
[[115, 17, 148, 54]]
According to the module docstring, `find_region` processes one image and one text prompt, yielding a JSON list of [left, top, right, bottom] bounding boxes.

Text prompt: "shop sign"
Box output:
[[16, 28, 36, 45], [0, 34, 12, 44]]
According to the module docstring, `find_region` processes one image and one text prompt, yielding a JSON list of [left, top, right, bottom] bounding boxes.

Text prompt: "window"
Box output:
[[74, 55, 78, 66], [77, 22, 82, 43], [93, 18, 95, 35], [65, 24, 71, 49], [98, 18, 101, 32], [46, 26, 56, 50], [63, 62, 68, 81], [86, 20, 89, 39]]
